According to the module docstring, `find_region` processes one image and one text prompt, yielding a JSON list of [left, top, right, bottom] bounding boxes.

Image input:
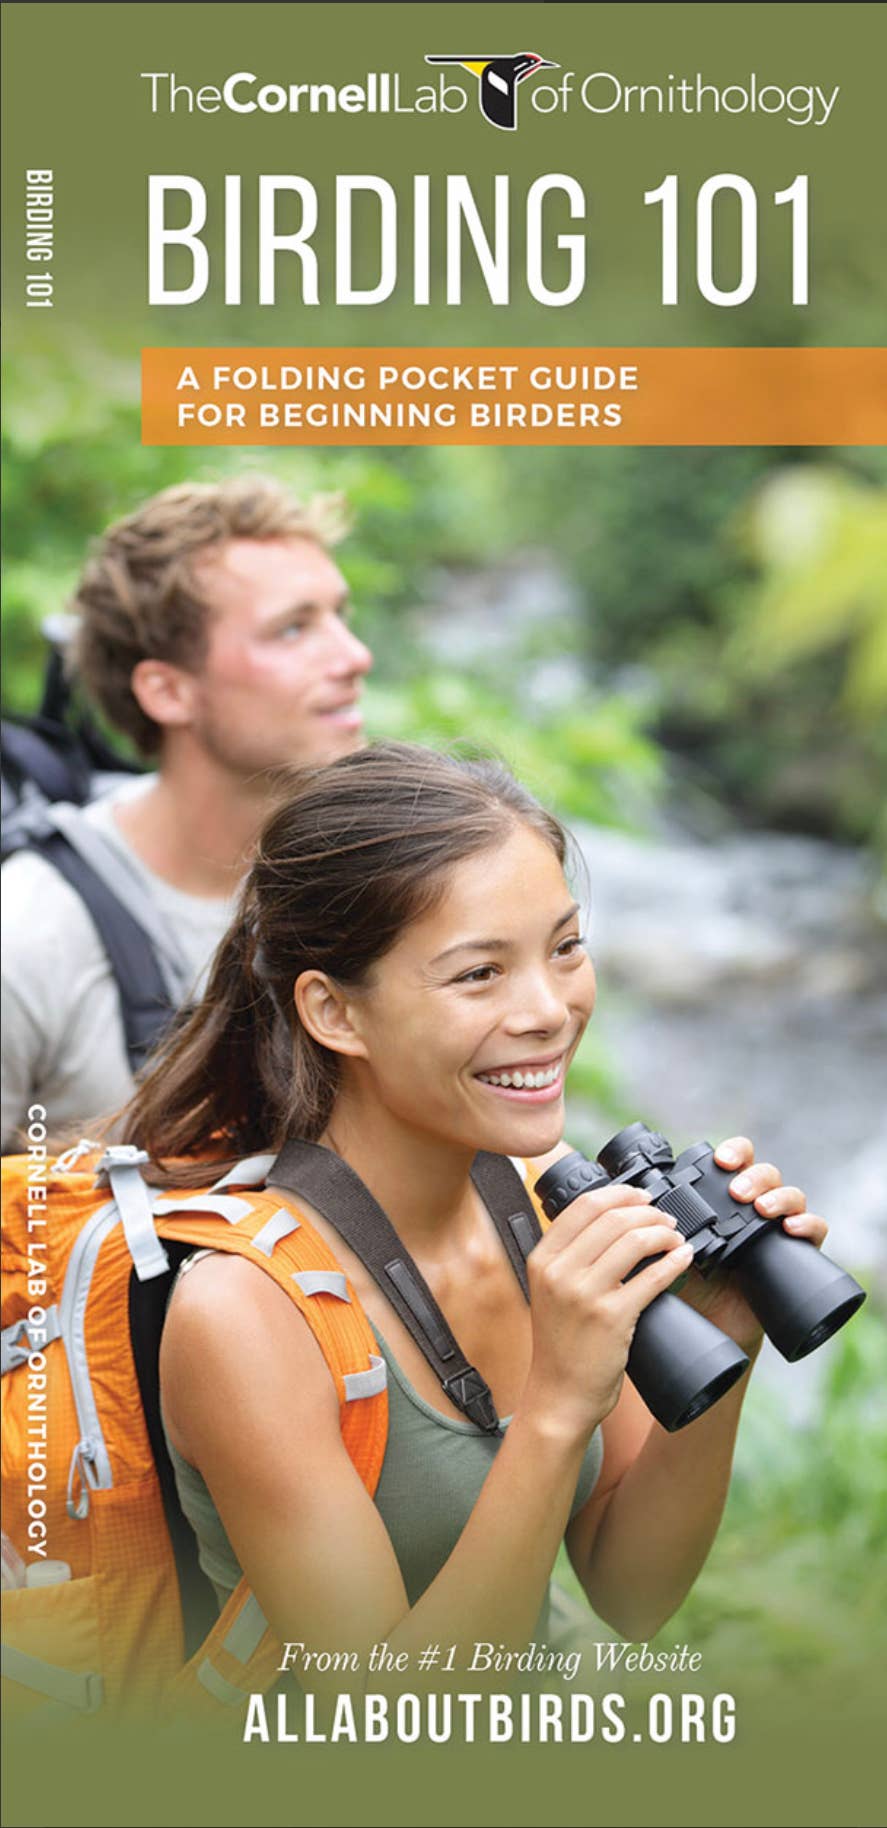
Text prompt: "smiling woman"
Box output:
[[115, 742, 826, 1704]]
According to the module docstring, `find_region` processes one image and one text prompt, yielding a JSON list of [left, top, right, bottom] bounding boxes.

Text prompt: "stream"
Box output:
[[572, 820, 886, 1414]]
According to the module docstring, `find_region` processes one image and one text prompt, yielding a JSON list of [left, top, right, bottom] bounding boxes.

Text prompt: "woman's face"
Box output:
[[342, 822, 596, 1157]]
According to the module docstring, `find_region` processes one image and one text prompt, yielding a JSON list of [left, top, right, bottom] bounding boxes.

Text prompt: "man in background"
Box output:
[[1, 476, 373, 1148]]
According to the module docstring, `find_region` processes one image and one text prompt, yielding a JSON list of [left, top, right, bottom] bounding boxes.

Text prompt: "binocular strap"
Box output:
[[269, 1142, 542, 1434]]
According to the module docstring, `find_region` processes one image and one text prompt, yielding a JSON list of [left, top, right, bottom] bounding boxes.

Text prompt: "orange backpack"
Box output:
[[1, 1140, 389, 1721]]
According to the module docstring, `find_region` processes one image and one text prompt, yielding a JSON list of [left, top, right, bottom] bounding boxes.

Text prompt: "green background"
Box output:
[[3, 1672, 885, 1828], [3, 1, 887, 344]]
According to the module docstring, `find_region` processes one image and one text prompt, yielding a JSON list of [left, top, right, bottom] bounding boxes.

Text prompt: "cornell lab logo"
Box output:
[[425, 52, 558, 131]]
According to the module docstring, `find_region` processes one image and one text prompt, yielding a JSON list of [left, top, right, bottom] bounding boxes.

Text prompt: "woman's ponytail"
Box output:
[[117, 891, 304, 1184]]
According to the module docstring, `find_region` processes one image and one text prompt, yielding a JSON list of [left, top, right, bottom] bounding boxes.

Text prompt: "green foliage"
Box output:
[[451, 444, 887, 849], [4, 347, 886, 850], [673, 1301, 887, 1685], [555, 1299, 887, 1689], [734, 469, 887, 718], [722, 468, 887, 849], [363, 672, 660, 829]]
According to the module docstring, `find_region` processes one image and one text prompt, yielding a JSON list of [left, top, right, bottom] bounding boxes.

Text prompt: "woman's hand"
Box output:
[[524, 1184, 695, 1440], [675, 1135, 829, 1353]]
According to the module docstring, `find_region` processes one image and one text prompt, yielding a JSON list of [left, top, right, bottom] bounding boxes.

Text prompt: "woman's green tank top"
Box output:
[[162, 1289, 604, 1621]]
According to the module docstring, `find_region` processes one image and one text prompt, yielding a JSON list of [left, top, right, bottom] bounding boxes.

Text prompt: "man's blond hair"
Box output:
[[71, 476, 348, 755]]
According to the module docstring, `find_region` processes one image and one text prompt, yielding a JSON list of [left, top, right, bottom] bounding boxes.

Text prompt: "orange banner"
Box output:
[[141, 347, 887, 447]]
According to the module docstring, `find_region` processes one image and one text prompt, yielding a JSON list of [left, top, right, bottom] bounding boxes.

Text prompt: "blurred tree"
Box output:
[[737, 471, 887, 720]]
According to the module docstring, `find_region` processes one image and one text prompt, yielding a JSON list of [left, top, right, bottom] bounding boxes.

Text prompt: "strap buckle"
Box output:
[[94, 1146, 170, 1282], [442, 1366, 500, 1434], [2, 1307, 62, 1375], [94, 1144, 150, 1183], [2, 1316, 42, 1374]]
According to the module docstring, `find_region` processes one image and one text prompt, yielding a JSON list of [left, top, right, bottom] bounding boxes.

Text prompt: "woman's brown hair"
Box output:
[[119, 743, 568, 1185]]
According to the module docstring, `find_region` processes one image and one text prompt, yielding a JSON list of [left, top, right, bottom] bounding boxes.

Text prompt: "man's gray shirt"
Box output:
[[1, 782, 235, 1149]]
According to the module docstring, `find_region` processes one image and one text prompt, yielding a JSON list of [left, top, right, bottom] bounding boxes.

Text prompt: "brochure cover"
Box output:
[[2, 4, 885, 1826]]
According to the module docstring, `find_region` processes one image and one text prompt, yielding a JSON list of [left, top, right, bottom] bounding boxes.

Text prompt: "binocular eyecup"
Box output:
[[535, 1126, 865, 1433]]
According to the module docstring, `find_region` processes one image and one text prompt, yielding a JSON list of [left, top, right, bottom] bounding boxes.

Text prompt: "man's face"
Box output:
[[182, 536, 373, 775]]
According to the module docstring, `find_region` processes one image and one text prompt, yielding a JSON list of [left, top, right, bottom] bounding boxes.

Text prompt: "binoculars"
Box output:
[[534, 1122, 866, 1433]]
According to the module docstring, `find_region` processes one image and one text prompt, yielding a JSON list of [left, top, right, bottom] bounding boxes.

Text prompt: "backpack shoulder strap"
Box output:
[[48, 804, 193, 1001], [23, 829, 175, 1069], [0, 715, 90, 812], [153, 1184, 389, 1493], [170, 1576, 285, 1715], [151, 1178, 390, 1718]]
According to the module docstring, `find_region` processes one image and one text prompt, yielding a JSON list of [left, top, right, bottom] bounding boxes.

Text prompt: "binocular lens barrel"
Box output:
[[731, 1223, 867, 1361], [594, 1124, 866, 1363], [534, 1152, 749, 1431], [625, 1293, 749, 1430]]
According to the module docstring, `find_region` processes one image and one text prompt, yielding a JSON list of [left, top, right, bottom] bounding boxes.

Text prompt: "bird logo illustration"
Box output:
[[425, 52, 558, 131]]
